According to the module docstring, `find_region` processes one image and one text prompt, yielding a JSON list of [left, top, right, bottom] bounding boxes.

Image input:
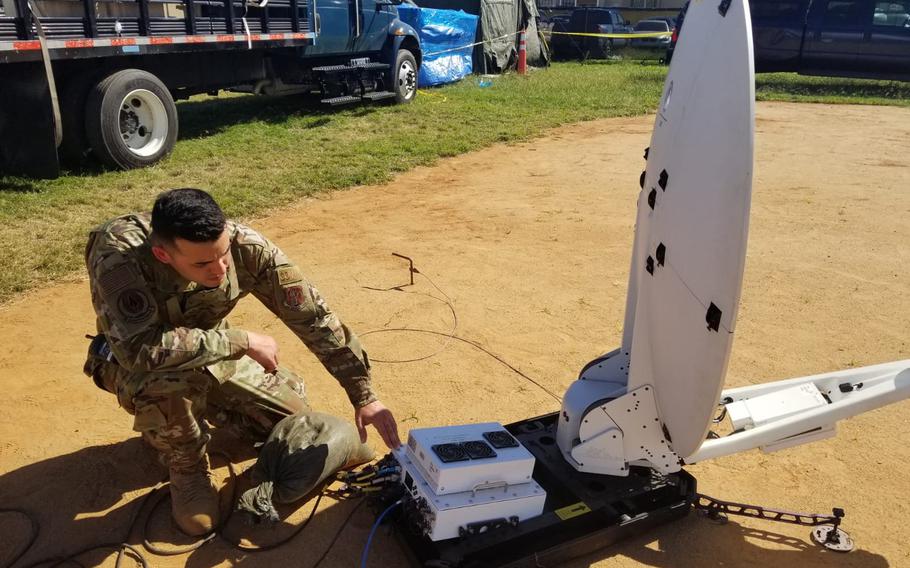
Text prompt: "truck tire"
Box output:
[[85, 69, 178, 170], [393, 49, 418, 104]]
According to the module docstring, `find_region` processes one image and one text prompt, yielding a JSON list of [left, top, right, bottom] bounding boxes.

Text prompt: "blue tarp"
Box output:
[[397, 4, 479, 87]]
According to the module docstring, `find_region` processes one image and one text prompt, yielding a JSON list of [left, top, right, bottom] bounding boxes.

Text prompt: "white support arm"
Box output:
[[685, 361, 910, 463]]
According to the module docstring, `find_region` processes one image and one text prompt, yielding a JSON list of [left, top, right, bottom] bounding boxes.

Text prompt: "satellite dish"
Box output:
[[624, 0, 756, 458]]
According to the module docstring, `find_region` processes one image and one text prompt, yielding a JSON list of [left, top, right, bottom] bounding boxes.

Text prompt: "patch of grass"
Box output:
[[1, 61, 908, 303], [0, 61, 666, 303], [756, 72, 910, 106]]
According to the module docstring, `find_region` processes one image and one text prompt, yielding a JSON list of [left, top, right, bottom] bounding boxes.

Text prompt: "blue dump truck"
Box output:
[[0, 0, 422, 177]]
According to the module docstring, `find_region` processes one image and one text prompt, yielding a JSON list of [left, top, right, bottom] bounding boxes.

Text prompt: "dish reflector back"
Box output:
[[623, 0, 756, 458]]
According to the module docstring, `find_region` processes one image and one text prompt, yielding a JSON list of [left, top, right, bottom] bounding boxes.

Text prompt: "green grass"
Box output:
[[0, 60, 908, 303], [0, 61, 666, 303], [756, 72, 910, 106]]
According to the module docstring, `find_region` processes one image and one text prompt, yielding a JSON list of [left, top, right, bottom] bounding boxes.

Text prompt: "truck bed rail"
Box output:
[[0, 0, 316, 62]]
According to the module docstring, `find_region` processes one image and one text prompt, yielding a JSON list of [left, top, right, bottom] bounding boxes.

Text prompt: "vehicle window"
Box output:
[[750, 0, 805, 21], [635, 21, 669, 31], [872, 0, 910, 26], [823, 0, 866, 26]]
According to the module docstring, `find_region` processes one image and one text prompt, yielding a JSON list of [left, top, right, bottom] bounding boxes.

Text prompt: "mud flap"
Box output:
[[0, 62, 61, 179]]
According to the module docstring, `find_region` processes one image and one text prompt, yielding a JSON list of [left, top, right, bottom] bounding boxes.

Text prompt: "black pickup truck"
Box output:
[[669, 0, 910, 80], [549, 8, 633, 60], [752, 0, 910, 80]]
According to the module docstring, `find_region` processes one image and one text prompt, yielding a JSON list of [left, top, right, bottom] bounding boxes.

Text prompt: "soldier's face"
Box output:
[[152, 230, 232, 288]]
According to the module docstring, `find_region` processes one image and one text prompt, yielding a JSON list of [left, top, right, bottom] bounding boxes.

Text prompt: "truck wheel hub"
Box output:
[[116, 89, 169, 157], [399, 60, 416, 99]]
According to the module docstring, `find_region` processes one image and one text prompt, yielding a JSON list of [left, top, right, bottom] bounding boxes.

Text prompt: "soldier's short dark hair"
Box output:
[[152, 188, 227, 244]]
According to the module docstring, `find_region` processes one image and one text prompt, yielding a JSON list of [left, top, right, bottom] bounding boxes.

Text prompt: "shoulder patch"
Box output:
[[116, 288, 156, 323], [284, 285, 306, 309], [98, 264, 138, 297], [276, 265, 304, 286]]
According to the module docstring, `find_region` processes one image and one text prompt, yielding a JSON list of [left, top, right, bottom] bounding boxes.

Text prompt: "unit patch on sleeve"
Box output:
[[276, 265, 303, 286], [117, 288, 155, 323], [284, 285, 306, 309], [99, 264, 137, 296]]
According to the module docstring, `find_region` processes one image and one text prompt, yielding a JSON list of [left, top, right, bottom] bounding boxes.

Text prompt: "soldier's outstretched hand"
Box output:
[[356, 400, 401, 450], [246, 331, 280, 372]]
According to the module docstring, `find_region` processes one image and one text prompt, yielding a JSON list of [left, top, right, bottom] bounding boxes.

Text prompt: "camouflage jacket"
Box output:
[[84, 213, 376, 408]]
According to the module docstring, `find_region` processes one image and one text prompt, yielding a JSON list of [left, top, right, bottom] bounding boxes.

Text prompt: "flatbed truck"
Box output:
[[0, 0, 421, 178]]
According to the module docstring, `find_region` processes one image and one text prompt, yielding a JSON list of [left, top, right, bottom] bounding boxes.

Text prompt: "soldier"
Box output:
[[83, 188, 400, 536]]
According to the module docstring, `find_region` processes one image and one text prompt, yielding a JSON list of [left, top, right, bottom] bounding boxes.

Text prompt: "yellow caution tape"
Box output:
[[417, 89, 448, 102], [554, 501, 592, 520], [543, 31, 671, 39]]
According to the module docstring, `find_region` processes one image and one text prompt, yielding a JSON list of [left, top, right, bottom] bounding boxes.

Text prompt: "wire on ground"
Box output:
[[361, 256, 562, 403]]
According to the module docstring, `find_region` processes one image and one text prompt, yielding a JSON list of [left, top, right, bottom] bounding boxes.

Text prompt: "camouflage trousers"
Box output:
[[88, 356, 309, 471]]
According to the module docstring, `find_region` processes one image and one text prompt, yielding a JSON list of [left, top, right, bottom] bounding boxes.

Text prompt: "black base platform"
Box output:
[[388, 412, 697, 568]]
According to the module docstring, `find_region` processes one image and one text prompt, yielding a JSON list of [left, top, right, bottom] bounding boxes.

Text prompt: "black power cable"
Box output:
[[311, 499, 366, 568], [8, 257, 561, 567], [9, 451, 343, 567], [14, 479, 163, 568]]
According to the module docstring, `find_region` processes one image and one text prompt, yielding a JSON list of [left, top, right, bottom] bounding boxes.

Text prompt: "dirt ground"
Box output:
[[1, 101, 909, 568]]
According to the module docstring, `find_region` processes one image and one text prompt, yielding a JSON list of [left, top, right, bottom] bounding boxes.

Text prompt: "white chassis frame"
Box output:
[[558, 357, 910, 475]]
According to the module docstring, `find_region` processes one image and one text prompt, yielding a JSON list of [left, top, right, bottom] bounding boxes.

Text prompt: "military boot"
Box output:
[[169, 459, 220, 536]]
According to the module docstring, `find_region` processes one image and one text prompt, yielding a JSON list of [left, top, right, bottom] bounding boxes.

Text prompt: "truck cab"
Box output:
[[750, 0, 910, 80], [310, 0, 397, 55]]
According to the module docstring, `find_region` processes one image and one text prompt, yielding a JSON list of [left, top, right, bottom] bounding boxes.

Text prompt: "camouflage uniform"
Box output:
[[83, 213, 375, 471]]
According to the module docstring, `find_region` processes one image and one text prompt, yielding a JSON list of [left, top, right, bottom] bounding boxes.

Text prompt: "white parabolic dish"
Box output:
[[624, 0, 756, 459]]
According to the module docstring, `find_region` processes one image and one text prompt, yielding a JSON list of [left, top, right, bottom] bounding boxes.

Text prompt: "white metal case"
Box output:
[[405, 422, 536, 495], [394, 447, 547, 542]]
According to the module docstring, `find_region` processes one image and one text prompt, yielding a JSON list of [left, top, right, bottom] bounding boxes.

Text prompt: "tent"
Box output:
[[413, 0, 549, 73]]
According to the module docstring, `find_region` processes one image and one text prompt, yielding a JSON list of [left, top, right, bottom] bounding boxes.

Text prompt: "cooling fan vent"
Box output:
[[483, 430, 520, 449], [432, 443, 469, 463], [462, 440, 497, 459]]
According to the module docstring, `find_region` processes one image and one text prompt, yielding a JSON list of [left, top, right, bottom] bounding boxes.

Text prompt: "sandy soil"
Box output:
[[1, 101, 908, 568]]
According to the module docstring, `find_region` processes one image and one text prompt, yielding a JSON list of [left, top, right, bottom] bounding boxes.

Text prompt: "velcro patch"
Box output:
[[276, 265, 303, 286], [116, 288, 156, 323], [284, 285, 306, 309], [98, 264, 137, 296]]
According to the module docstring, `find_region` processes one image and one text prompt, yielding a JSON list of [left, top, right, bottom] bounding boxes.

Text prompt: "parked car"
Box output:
[[641, 16, 677, 29], [630, 19, 672, 49], [550, 7, 633, 60]]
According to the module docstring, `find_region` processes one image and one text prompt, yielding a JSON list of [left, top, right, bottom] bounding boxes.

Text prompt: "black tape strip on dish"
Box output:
[[706, 303, 722, 332]]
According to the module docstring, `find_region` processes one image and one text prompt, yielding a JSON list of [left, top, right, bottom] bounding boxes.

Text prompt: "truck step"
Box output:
[[362, 91, 397, 102], [321, 95, 362, 106], [312, 62, 390, 74], [312, 64, 350, 73], [355, 62, 390, 71], [320, 90, 398, 106]]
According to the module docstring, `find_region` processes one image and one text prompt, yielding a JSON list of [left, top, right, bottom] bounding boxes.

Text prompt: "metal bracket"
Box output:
[[392, 252, 419, 286], [572, 384, 680, 476], [695, 493, 854, 552]]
